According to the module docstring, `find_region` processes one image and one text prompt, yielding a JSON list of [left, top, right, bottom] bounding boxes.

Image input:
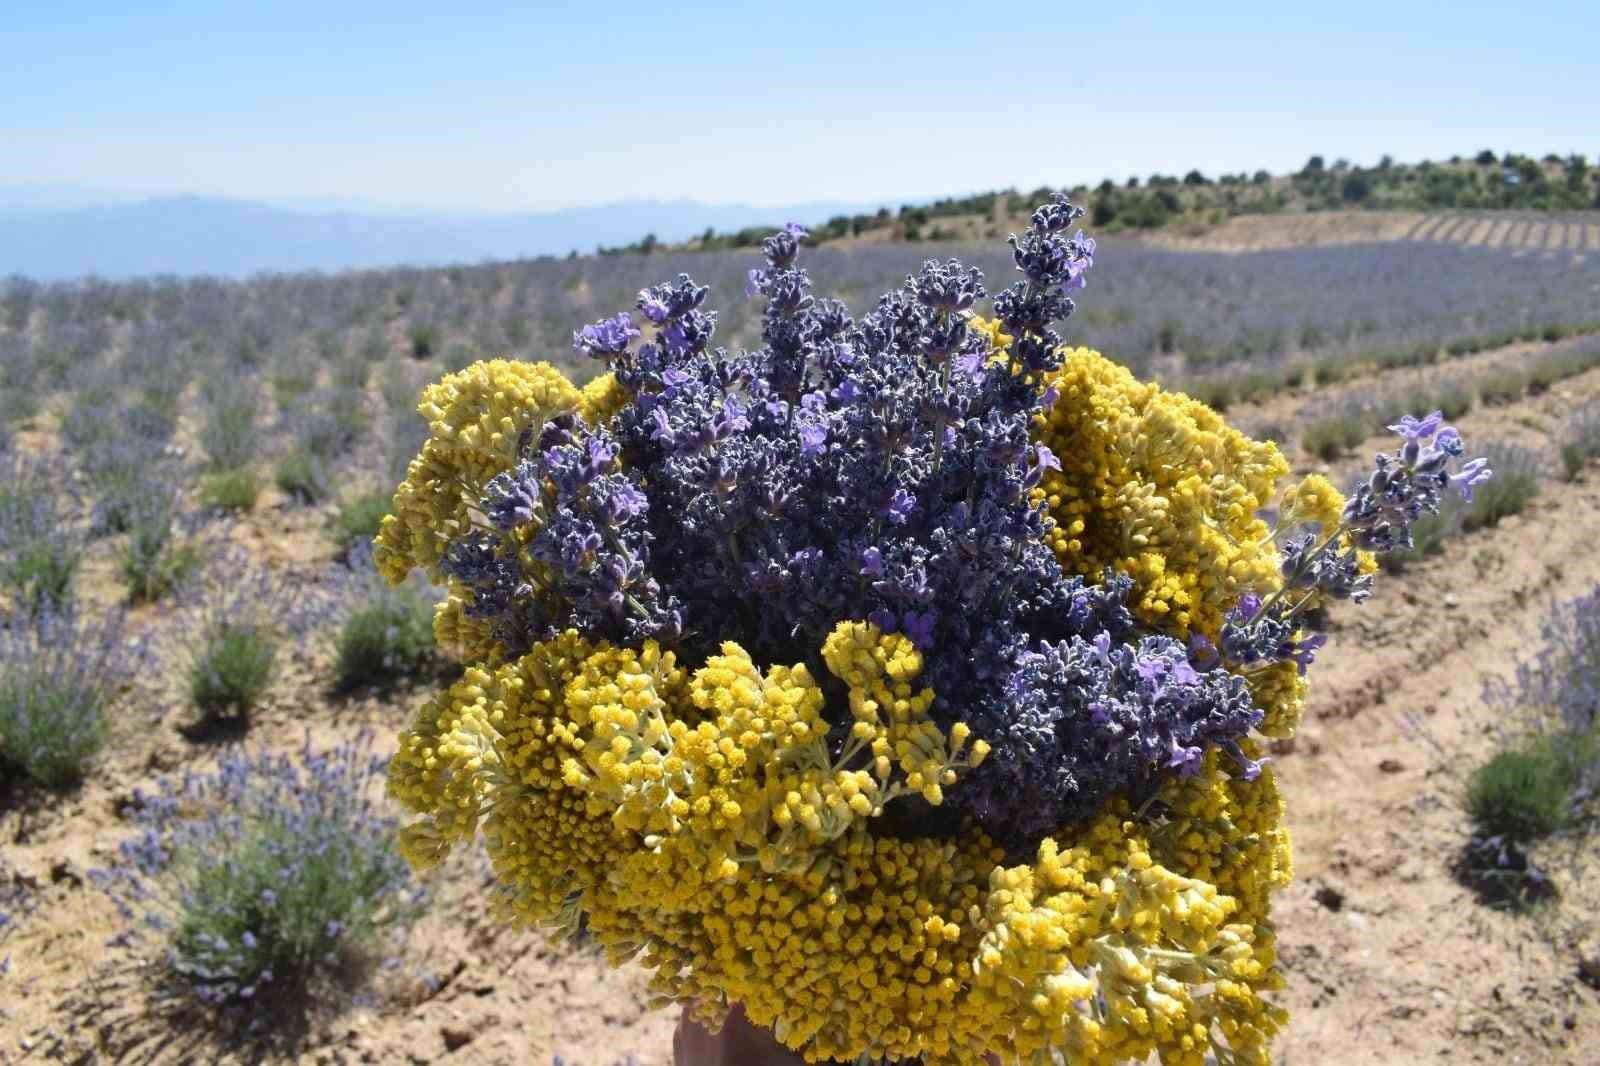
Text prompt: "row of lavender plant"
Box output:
[[4, 238, 1598, 418]]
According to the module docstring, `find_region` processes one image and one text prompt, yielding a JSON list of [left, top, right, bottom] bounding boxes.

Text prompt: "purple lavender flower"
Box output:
[[572, 312, 641, 358], [1220, 410, 1487, 681], [968, 629, 1263, 845], [1452, 457, 1493, 501], [1344, 409, 1490, 552]]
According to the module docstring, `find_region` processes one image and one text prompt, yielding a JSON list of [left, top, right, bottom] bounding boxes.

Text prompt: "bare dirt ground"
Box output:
[[4, 348, 1599, 1066]]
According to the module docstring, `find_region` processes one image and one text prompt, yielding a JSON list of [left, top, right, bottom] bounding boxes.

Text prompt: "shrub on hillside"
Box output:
[[1407, 383, 1471, 421], [1475, 369, 1527, 406], [121, 490, 204, 604], [332, 489, 391, 554], [275, 448, 333, 503], [0, 608, 145, 787], [176, 558, 325, 727], [1560, 401, 1600, 480], [1302, 410, 1369, 460], [200, 467, 262, 512], [1460, 587, 1600, 908], [1462, 441, 1541, 530], [92, 734, 426, 1028], [1466, 737, 1591, 841], [332, 549, 438, 691], [270, 353, 319, 403], [82, 438, 172, 535], [200, 391, 258, 471], [0, 460, 81, 612], [408, 322, 438, 360]]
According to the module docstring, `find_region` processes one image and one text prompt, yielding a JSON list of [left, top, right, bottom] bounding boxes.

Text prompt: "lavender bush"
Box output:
[[1560, 400, 1600, 480], [92, 733, 426, 1019], [174, 553, 327, 727], [0, 607, 145, 786], [274, 447, 334, 503], [1461, 441, 1542, 530], [0, 455, 82, 611], [331, 547, 438, 691], [1486, 587, 1600, 739], [199, 466, 262, 512], [81, 437, 173, 536], [332, 488, 392, 555], [1459, 587, 1600, 908], [120, 484, 204, 603], [199, 387, 258, 472]]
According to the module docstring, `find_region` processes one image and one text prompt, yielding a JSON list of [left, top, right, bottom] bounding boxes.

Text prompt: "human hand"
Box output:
[[672, 1005, 1003, 1065], [672, 1005, 807, 1065]]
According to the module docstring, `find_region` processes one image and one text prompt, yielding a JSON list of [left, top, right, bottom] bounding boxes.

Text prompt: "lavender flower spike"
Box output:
[[573, 312, 641, 358]]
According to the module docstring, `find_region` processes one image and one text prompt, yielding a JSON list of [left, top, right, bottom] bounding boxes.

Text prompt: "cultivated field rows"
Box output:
[[1148, 209, 1600, 257]]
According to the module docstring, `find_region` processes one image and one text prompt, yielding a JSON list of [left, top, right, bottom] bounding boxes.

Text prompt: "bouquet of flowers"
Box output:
[[377, 197, 1488, 1065]]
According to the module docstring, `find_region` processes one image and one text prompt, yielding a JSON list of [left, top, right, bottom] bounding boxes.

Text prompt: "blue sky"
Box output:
[[4, 0, 1597, 212]]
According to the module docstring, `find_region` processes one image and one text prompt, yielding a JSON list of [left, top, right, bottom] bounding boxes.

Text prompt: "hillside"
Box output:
[[640, 150, 1600, 257]]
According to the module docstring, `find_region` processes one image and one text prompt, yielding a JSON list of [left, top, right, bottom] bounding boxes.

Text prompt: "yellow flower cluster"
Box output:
[[1024, 343, 1373, 741], [967, 747, 1290, 1066], [375, 358, 581, 584], [1032, 348, 1288, 640], [372, 359, 625, 661], [389, 616, 1290, 1064]]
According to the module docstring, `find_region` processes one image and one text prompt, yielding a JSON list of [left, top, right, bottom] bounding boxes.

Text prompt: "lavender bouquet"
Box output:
[[376, 198, 1487, 1064]]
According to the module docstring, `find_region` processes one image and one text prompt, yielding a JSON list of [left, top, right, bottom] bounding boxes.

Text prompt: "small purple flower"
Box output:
[[902, 610, 937, 650], [860, 547, 884, 577], [953, 347, 986, 378], [571, 312, 641, 358], [1452, 457, 1493, 501], [1388, 411, 1444, 442], [1235, 593, 1262, 622], [745, 268, 768, 299], [1288, 632, 1327, 675], [649, 407, 675, 446], [636, 290, 670, 324], [883, 488, 916, 526]]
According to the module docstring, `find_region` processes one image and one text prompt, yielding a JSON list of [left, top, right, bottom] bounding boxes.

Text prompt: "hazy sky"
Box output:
[[5, 0, 1597, 212]]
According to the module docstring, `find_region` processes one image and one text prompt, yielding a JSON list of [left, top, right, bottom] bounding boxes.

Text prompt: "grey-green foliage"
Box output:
[[1463, 441, 1542, 531]]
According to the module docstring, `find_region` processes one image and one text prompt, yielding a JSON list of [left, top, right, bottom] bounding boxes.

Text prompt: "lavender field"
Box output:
[[3, 224, 1600, 1064]]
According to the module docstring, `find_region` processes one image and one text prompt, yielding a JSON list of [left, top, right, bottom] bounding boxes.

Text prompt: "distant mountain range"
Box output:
[[0, 189, 888, 281]]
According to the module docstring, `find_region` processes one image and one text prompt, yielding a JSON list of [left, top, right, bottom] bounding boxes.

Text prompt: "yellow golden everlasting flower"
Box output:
[[388, 621, 1289, 1064]]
